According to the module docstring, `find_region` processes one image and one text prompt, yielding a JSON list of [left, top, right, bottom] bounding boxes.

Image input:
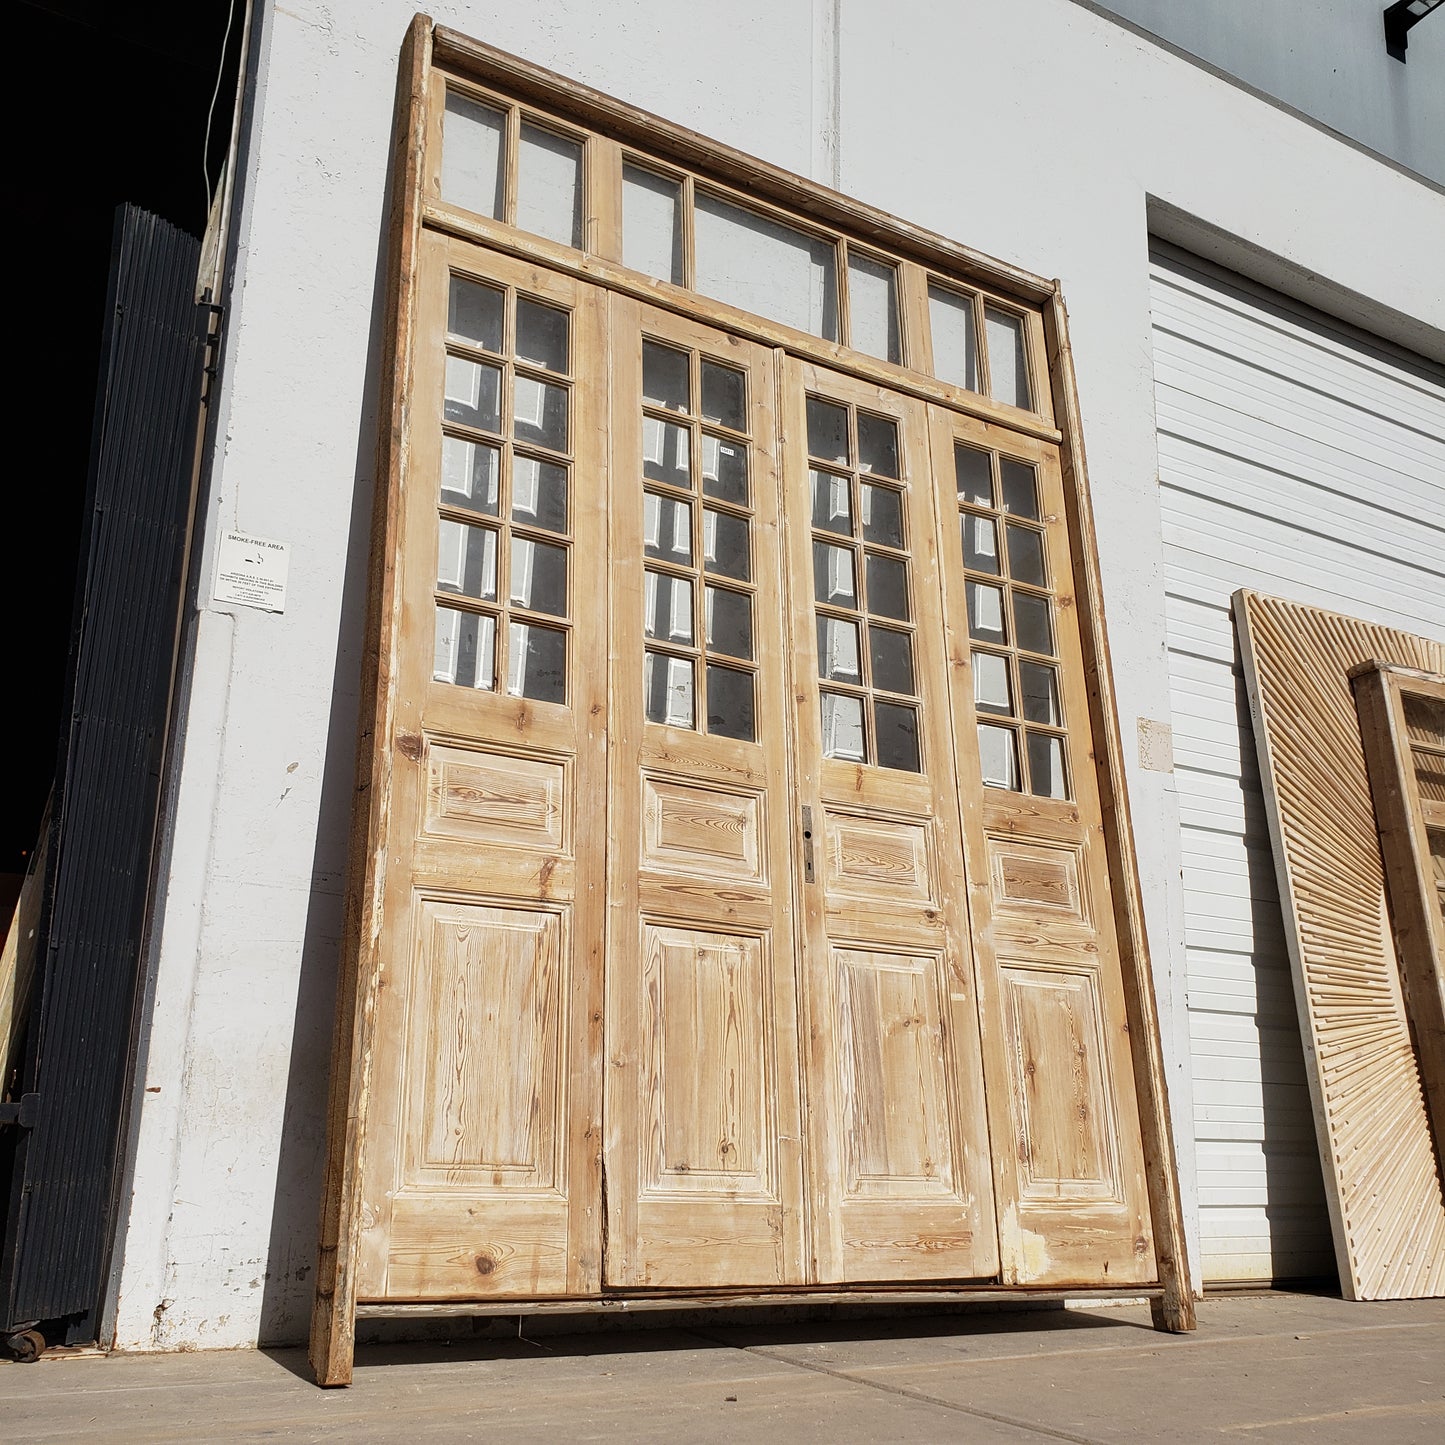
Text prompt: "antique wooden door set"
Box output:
[[310, 18, 1193, 1384]]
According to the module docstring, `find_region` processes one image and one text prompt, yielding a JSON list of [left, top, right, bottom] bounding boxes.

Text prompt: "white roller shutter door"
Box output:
[[1149, 243, 1445, 1284]]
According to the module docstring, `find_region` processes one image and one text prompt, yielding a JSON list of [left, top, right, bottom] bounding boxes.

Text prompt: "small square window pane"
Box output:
[[623, 164, 684, 285], [441, 436, 500, 515], [967, 580, 1007, 644], [985, 306, 1032, 412], [1006, 523, 1046, 586], [929, 283, 978, 391], [816, 615, 861, 683], [706, 585, 753, 660], [434, 605, 496, 690], [643, 416, 691, 489], [704, 508, 751, 581], [507, 621, 567, 703], [1402, 694, 1445, 747], [1013, 591, 1054, 655], [978, 723, 1020, 790], [860, 484, 904, 549], [1018, 661, 1061, 725], [813, 541, 857, 608], [821, 691, 866, 761], [1000, 458, 1040, 519], [806, 397, 849, 464], [517, 123, 581, 248], [444, 355, 502, 432], [510, 536, 568, 616], [513, 374, 568, 452], [707, 664, 755, 741], [811, 470, 852, 535], [645, 650, 695, 728], [644, 569, 694, 644], [869, 625, 915, 696], [644, 491, 693, 562], [848, 253, 901, 365], [875, 701, 920, 772], [865, 552, 909, 620], [702, 432, 749, 505], [954, 444, 994, 507], [961, 512, 999, 575], [643, 341, 690, 412], [512, 456, 568, 534], [437, 518, 498, 601], [442, 92, 505, 220], [856, 412, 899, 478], [974, 651, 1013, 716], [516, 297, 569, 373], [1027, 731, 1069, 799], [701, 361, 746, 430], [447, 277, 503, 351]]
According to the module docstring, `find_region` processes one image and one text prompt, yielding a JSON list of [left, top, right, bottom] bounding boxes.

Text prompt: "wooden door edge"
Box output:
[[1042, 290, 1196, 1333], [309, 12, 435, 1389]]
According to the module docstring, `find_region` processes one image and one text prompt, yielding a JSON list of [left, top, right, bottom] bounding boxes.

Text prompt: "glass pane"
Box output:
[[865, 552, 909, 620], [707, 664, 755, 741], [1000, 458, 1040, 519], [516, 297, 568, 373], [974, 651, 1013, 716], [706, 585, 753, 660], [986, 306, 1032, 411], [434, 605, 496, 690], [806, 397, 850, 464], [821, 691, 866, 761], [643, 416, 691, 489], [961, 512, 1000, 575], [694, 190, 838, 340], [622, 163, 684, 285], [967, 580, 1007, 644], [869, 625, 915, 696], [447, 277, 503, 351], [643, 491, 693, 562], [510, 536, 568, 616], [811, 469, 852, 535], [875, 701, 920, 772], [507, 621, 566, 703], [1019, 660, 1062, 725], [444, 355, 501, 432], [929, 283, 978, 391], [813, 541, 857, 607], [1415, 747, 1445, 801], [644, 650, 695, 728], [441, 436, 500, 515], [1006, 523, 1046, 586], [1403, 693, 1445, 747], [643, 341, 690, 412], [856, 414, 899, 480], [978, 723, 1020, 790], [511, 456, 568, 533], [703, 508, 751, 581], [954, 443, 994, 507], [701, 361, 746, 431], [517, 123, 581, 248], [644, 569, 694, 644], [701, 432, 749, 505], [442, 92, 505, 219], [816, 615, 861, 683], [1013, 591, 1054, 655], [1027, 731, 1069, 799], [860, 484, 903, 549], [848, 253, 901, 364], [436, 518, 497, 601], [513, 375, 568, 451]]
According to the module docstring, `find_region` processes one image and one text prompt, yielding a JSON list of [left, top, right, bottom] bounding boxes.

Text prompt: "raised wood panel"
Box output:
[[824, 812, 933, 904], [988, 837, 1086, 922], [1000, 963, 1120, 1202], [424, 742, 568, 851], [386, 1194, 570, 1298], [643, 776, 764, 883]]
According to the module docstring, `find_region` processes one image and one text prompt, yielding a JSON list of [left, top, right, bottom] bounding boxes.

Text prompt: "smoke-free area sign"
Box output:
[[213, 530, 290, 613]]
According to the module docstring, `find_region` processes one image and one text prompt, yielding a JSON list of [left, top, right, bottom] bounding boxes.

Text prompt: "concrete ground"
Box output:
[[4, 1291, 1443, 1443]]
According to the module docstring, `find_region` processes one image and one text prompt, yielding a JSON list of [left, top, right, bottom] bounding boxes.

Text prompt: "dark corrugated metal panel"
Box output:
[[1, 206, 204, 1333]]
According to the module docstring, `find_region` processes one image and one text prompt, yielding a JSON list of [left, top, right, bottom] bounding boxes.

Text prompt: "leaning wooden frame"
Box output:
[[310, 12, 1194, 1386]]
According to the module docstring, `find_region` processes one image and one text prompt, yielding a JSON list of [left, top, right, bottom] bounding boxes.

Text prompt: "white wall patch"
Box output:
[[214, 531, 290, 613], [1137, 718, 1174, 773]]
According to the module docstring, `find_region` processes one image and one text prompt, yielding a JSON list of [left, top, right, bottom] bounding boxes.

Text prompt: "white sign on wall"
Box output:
[[213, 530, 290, 613]]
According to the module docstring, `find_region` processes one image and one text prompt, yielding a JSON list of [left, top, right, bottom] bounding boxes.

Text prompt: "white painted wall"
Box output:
[[111, 0, 1445, 1349]]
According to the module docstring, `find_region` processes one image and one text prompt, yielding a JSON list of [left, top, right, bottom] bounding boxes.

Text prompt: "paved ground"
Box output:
[[4, 1291, 1443, 1442]]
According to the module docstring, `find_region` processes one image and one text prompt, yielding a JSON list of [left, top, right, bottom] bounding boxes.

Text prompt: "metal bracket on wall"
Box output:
[[0, 1094, 40, 1130], [1384, 0, 1442, 61]]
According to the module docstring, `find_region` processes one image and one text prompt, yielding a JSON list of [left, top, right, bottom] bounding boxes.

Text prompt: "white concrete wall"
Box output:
[[111, 0, 1445, 1349]]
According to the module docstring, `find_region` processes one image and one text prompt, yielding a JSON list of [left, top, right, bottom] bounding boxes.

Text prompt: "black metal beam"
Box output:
[[1385, 0, 1443, 61]]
